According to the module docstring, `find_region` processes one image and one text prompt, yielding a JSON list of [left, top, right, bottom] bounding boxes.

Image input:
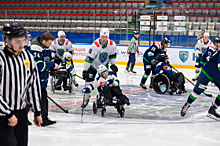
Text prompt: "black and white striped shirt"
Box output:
[[0, 46, 41, 117]]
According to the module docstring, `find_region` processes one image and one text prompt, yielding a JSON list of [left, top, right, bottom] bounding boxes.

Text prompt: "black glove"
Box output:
[[110, 64, 118, 72], [151, 59, 158, 67], [108, 79, 114, 84], [82, 70, 89, 80]]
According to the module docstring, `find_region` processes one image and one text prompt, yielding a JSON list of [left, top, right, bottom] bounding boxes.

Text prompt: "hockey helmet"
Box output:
[[58, 31, 66, 37], [203, 33, 209, 37], [161, 53, 168, 62], [63, 52, 72, 59], [100, 28, 109, 38], [214, 37, 220, 43], [162, 37, 170, 44], [97, 64, 108, 76], [133, 30, 140, 35], [2, 22, 27, 41]]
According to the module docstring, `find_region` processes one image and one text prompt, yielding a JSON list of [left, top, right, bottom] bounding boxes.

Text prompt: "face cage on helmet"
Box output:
[[99, 70, 108, 77]]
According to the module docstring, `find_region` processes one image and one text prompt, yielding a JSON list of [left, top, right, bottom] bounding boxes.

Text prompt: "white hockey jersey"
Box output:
[[87, 73, 119, 91], [195, 39, 214, 55], [84, 38, 117, 71], [50, 38, 73, 60]]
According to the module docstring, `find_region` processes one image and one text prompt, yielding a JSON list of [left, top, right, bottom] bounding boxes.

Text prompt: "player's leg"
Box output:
[[150, 66, 156, 89], [207, 80, 220, 119], [103, 86, 114, 106], [193, 54, 202, 81], [112, 86, 130, 106], [81, 67, 97, 108], [181, 72, 210, 117], [55, 76, 64, 90], [140, 61, 151, 90], [125, 55, 131, 72], [130, 54, 136, 73]]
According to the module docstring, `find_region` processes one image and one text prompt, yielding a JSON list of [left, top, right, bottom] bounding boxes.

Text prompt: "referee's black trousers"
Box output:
[[0, 109, 28, 146], [41, 88, 48, 119]]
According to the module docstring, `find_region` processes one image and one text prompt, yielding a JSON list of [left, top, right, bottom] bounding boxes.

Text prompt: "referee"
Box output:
[[0, 23, 42, 146]]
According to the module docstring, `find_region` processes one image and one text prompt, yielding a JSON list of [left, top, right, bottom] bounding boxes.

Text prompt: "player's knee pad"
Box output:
[[142, 74, 148, 79], [193, 83, 206, 95]]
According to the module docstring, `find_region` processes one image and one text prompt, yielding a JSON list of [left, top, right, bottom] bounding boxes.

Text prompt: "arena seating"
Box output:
[[0, 0, 145, 33], [155, 0, 220, 36]]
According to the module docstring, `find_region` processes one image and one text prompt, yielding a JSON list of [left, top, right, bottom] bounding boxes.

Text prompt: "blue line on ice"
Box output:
[[56, 120, 219, 125]]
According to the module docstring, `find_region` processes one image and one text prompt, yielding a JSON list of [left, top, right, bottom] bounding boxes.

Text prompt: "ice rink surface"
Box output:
[[28, 63, 220, 146]]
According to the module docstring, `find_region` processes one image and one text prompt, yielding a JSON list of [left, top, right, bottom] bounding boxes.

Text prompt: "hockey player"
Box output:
[[140, 37, 170, 90], [181, 41, 220, 120], [82, 28, 118, 108], [24, 31, 31, 52], [200, 37, 219, 66], [50, 31, 74, 65], [155, 54, 186, 93], [82, 65, 130, 108], [125, 30, 140, 73], [193, 33, 214, 81], [55, 52, 78, 90], [31, 32, 59, 126]]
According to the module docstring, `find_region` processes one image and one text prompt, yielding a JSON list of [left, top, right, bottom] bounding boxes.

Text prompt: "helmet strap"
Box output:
[[6, 38, 17, 53]]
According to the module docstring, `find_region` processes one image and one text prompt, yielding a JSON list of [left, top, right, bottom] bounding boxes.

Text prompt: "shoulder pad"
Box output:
[[209, 46, 216, 51], [110, 40, 113, 46], [65, 40, 70, 46], [200, 39, 203, 44], [156, 43, 161, 49], [54, 39, 57, 44], [157, 62, 162, 66], [93, 41, 100, 47], [31, 44, 43, 52], [96, 76, 100, 81]]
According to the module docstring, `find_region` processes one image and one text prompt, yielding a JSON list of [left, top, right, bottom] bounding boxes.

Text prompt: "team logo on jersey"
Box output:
[[179, 51, 189, 62], [24, 60, 30, 70], [57, 49, 64, 56], [99, 52, 108, 63]]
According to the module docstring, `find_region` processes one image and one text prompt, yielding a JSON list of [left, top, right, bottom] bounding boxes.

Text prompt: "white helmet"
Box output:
[[97, 64, 108, 75], [203, 33, 209, 37], [100, 28, 109, 38], [63, 52, 72, 59], [58, 31, 65, 37]]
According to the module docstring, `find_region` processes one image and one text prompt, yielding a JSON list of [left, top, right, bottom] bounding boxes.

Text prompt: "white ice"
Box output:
[[28, 63, 220, 146]]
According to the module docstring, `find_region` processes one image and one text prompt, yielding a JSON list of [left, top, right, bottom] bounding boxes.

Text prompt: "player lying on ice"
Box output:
[[181, 39, 220, 120], [155, 54, 187, 93], [82, 64, 130, 108], [55, 52, 78, 91]]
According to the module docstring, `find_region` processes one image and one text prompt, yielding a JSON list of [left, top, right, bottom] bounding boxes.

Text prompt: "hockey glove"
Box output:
[[151, 59, 158, 67], [104, 79, 114, 86], [82, 70, 89, 80], [82, 87, 90, 93], [110, 64, 118, 72]]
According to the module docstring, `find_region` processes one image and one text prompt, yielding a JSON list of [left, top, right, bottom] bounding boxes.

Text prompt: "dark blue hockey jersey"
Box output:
[[202, 50, 220, 80], [155, 62, 174, 76], [143, 42, 167, 64], [200, 45, 217, 66], [31, 36, 55, 88]]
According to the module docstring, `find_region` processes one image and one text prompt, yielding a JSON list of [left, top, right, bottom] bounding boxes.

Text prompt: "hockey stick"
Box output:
[[171, 66, 212, 97], [75, 74, 84, 80], [81, 81, 87, 122], [47, 96, 69, 113]]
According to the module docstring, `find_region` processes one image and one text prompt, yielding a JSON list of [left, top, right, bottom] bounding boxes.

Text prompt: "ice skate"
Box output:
[[41, 117, 56, 127], [73, 80, 79, 87], [140, 83, 147, 90], [125, 67, 130, 73], [207, 104, 220, 121], [181, 103, 190, 117], [192, 77, 198, 81], [130, 68, 136, 73]]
